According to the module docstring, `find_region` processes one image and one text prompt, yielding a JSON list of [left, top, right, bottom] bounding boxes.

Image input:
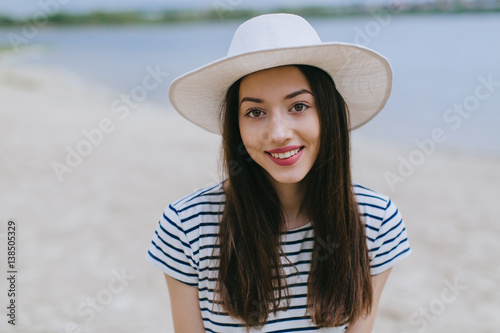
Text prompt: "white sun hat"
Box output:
[[168, 13, 393, 134]]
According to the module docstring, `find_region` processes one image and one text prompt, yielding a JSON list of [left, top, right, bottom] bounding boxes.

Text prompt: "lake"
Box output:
[[1, 12, 499, 154]]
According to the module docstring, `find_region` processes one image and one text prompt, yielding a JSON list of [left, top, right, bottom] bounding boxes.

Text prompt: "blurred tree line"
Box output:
[[0, 2, 499, 27]]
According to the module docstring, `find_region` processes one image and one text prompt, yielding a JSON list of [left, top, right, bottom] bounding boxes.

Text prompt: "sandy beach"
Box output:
[[0, 62, 499, 333]]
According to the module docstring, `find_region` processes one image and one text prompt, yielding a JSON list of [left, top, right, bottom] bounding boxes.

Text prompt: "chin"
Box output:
[[266, 171, 308, 185]]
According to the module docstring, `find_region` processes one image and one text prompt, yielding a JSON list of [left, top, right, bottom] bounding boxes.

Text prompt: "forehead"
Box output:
[[239, 65, 311, 97]]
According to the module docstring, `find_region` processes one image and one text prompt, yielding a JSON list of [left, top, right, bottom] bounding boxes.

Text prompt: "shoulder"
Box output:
[[148, 183, 225, 284], [353, 183, 392, 222], [169, 182, 226, 215], [163, 182, 226, 238], [353, 183, 390, 208], [353, 184, 411, 274], [353, 183, 402, 232]]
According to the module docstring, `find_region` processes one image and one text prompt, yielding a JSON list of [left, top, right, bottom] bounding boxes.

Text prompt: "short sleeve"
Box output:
[[146, 205, 199, 286], [367, 199, 411, 275]]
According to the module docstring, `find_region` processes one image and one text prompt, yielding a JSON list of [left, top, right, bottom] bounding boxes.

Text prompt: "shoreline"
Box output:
[[1, 5, 500, 27]]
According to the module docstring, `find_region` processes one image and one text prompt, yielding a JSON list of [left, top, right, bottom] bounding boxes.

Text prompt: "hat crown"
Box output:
[[227, 13, 322, 57]]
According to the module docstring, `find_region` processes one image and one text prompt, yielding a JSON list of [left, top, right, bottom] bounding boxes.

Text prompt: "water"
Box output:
[[1, 13, 499, 154]]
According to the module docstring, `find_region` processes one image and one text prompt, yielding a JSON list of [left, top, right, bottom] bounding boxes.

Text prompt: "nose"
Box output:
[[266, 111, 292, 143]]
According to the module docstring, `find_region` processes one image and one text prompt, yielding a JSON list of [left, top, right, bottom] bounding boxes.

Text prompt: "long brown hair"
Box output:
[[216, 65, 372, 328]]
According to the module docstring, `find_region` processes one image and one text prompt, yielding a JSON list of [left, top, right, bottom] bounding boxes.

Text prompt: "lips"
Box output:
[[265, 145, 304, 166], [266, 145, 303, 154], [268, 147, 301, 159]]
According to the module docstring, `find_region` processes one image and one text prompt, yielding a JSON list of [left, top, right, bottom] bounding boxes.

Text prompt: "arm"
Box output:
[[345, 268, 392, 333], [164, 274, 205, 333]]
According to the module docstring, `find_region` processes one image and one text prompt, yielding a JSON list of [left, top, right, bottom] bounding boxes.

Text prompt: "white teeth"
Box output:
[[270, 148, 301, 159]]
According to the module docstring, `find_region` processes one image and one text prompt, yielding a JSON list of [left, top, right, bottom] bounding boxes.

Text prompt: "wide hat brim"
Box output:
[[169, 41, 392, 134]]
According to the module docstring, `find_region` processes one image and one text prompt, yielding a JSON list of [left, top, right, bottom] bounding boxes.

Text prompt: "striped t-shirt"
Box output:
[[146, 182, 411, 332]]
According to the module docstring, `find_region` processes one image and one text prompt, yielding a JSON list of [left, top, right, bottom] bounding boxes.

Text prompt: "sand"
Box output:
[[0, 62, 498, 333]]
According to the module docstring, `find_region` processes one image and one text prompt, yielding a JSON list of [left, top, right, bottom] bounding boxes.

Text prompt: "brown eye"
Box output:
[[292, 103, 307, 112], [247, 109, 263, 118]]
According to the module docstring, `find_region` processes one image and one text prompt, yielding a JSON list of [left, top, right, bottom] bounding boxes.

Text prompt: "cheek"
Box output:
[[304, 114, 321, 161], [239, 120, 258, 157], [239, 137, 261, 164], [239, 120, 250, 147], [304, 113, 321, 143], [239, 119, 262, 148], [241, 137, 259, 157]]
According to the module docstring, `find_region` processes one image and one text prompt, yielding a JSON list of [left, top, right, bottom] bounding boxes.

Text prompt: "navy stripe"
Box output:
[[181, 211, 223, 223], [358, 202, 385, 210], [283, 270, 309, 279], [262, 315, 314, 326], [353, 184, 388, 201], [266, 315, 312, 324], [365, 224, 380, 232], [353, 183, 373, 191], [280, 237, 314, 246], [171, 188, 205, 207], [371, 247, 411, 269], [380, 208, 398, 228], [374, 238, 409, 259], [200, 255, 220, 262], [191, 233, 220, 245], [177, 201, 225, 213], [198, 265, 220, 273], [362, 213, 383, 221], [268, 326, 321, 333], [281, 225, 314, 235], [203, 317, 246, 328], [185, 222, 220, 235], [355, 191, 387, 201], [280, 248, 313, 257], [199, 243, 220, 251], [151, 240, 194, 268], [376, 221, 403, 242], [288, 283, 309, 291], [282, 260, 311, 268], [171, 183, 222, 207], [183, 183, 223, 205], [147, 251, 198, 281], [201, 191, 225, 196]]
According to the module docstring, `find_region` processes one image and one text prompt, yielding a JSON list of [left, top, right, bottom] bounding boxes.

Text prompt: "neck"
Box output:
[[268, 178, 309, 231]]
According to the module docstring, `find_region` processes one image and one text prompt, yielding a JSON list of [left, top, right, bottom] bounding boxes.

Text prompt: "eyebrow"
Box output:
[[239, 89, 313, 106], [285, 89, 313, 100], [240, 97, 263, 106]]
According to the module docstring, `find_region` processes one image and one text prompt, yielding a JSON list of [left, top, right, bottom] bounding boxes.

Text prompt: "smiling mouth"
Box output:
[[266, 147, 304, 160]]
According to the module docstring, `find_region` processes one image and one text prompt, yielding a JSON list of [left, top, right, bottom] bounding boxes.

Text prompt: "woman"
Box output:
[[147, 13, 410, 332]]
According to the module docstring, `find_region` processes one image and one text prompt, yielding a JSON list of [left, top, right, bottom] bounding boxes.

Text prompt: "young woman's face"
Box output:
[[238, 65, 321, 184]]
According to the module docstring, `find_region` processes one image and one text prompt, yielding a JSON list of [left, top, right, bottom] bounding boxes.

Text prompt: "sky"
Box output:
[[0, 0, 425, 18]]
